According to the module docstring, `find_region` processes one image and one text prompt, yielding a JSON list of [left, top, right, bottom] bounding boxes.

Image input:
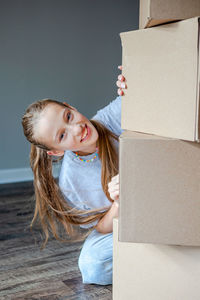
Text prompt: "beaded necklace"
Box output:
[[75, 147, 99, 162]]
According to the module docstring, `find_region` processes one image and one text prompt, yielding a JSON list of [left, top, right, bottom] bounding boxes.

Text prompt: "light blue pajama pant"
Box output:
[[78, 229, 113, 285]]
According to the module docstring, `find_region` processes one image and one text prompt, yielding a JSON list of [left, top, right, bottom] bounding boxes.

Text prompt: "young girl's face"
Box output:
[[34, 102, 99, 156]]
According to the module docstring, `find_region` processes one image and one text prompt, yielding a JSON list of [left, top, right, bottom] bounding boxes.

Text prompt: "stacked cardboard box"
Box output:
[[113, 1, 200, 299], [140, 0, 200, 29], [113, 218, 200, 300], [119, 131, 200, 246]]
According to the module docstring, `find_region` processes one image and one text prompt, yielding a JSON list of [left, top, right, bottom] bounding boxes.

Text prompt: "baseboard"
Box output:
[[0, 164, 61, 184]]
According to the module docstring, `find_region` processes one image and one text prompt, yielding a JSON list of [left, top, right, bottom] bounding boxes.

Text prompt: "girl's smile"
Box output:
[[80, 124, 91, 142], [34, 102, 99, 156]]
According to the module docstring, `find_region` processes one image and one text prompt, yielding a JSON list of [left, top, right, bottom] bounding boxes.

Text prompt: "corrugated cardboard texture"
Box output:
[[120, 17, 200, 141], [119, 131, 200, 246], [139, 0, 200, 29], [113, 218, 200, 300]]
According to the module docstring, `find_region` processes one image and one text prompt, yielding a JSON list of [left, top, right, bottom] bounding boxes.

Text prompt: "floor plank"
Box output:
[[0, 182, 112, 299]]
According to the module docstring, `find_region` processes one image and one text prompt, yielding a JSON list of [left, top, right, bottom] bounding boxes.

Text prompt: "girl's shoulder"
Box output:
[[92, 96, 123, 136]]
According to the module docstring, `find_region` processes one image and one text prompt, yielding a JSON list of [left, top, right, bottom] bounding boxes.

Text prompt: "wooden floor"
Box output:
[[0, 182, 112, 300]]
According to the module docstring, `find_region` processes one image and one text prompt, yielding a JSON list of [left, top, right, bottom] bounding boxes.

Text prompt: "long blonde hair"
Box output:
[[22, 99, 119, 247]]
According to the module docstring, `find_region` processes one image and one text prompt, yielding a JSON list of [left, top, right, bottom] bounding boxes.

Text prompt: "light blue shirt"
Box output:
[[59, 96, 123, 228]]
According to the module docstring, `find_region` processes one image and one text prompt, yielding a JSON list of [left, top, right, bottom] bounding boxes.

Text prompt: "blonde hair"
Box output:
[[22, 99, 119, 247]]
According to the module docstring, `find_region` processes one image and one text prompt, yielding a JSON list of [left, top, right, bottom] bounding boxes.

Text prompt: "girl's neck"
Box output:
[[73, 144, 98, 156], [74, 150, 93, 156]]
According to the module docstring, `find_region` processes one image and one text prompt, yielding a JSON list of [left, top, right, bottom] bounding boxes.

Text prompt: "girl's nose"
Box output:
[[68, 123, 84, 137]]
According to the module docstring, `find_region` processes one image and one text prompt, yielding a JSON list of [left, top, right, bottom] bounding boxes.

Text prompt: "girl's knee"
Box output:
[[78, 252, 112, 285], [78, 230, 113, 285]]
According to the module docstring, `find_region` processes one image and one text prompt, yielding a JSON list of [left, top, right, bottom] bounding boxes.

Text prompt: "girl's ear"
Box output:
[[47, 150, 64, 157], [63, 102, 77, 111]]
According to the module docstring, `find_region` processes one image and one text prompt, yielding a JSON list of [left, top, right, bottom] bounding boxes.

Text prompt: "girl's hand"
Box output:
[[108, 174, 119, 203], [116, 65, 127, 96]]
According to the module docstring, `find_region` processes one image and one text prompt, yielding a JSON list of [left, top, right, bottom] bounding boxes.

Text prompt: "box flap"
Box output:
[[147, 18, 178, 28], [139, 0, 150, 29]]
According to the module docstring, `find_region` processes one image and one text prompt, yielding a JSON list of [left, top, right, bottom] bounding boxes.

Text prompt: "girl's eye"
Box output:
[[67, 112, 71, 121], [60, 133, 65, 141], [60, 111, 71, 141]]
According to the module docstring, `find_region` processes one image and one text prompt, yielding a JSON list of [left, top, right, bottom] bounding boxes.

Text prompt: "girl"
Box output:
[[21, 66, 127, 285]]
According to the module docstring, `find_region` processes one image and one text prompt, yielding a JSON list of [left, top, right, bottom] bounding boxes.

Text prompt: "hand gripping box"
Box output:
[[140, 0, 200, 29], [113, 218, 200, 300], [119, 131, 200, 246], [120, 17, 200, 142]]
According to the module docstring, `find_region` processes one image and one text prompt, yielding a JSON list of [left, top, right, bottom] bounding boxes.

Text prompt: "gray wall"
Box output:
[[0, 0, 139, 171]]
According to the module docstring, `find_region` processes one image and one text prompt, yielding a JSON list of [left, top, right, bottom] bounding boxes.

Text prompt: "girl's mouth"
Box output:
[[80, 124, 91, 142]]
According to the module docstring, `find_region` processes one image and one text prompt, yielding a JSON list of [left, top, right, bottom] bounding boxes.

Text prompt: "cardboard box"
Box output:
[[119, 131, 200, 246], [113, 218, 200, 300], [140, 0, 200, 29], [120, 17, 200, 142]]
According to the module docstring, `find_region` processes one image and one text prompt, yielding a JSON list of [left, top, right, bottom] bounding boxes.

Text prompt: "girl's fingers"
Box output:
[[116, 80, 127, 89], [108, 179, 119, 189], [108, 175, 119, 191], [108, 179, 119, 191], [108, 183, 119, 192], [112, 174, 119, 183], [108, 173, 120, 201], [117, 66, 127, 96], [110, 190, 119, 201], [116, 80, 121, 88], [118, 88, 124, 96], [118, 74, 125, 81], [121, 82, 127, 89]]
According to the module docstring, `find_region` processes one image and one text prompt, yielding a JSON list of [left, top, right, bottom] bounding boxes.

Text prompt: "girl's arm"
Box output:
[[94, 201, 119, 234], [95, 174, 119, 234], [94, 66, 126, 234]]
